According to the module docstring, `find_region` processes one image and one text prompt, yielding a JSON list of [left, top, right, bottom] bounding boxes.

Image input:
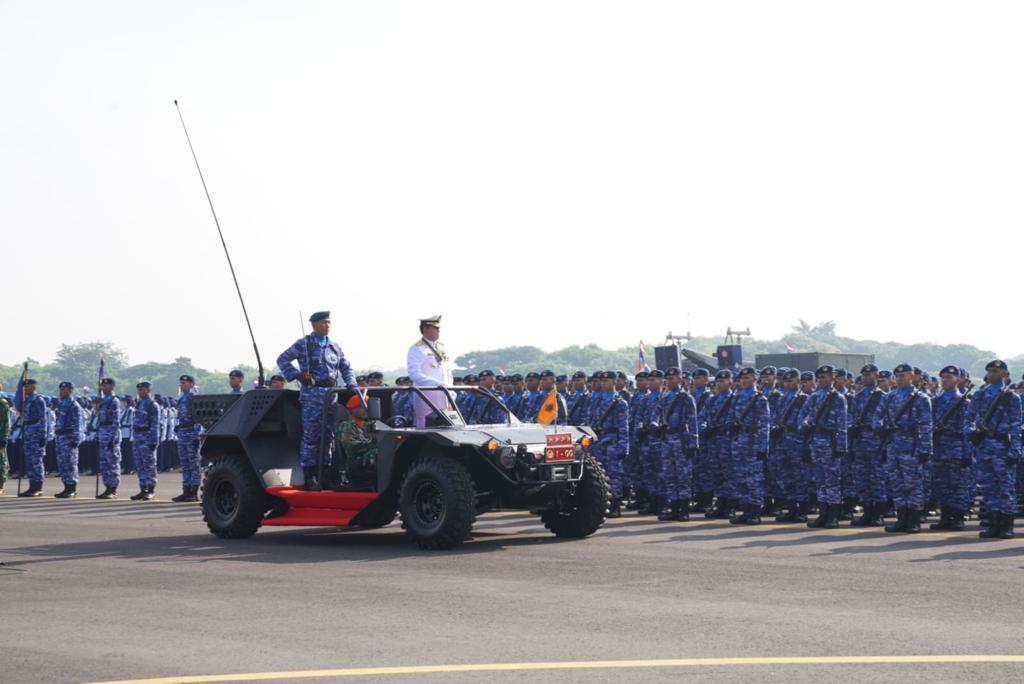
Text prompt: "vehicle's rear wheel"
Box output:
[[540, 454, 609, 538], [201, 455, 268, 539], [398, 454, 475, 550]]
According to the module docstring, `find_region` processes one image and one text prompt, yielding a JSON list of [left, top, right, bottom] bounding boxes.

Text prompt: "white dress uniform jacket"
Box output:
[[407, 338, 454, 427]]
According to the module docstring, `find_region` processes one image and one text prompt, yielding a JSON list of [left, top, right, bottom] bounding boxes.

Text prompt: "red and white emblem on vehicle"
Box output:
[[544, 432, 575, 462]]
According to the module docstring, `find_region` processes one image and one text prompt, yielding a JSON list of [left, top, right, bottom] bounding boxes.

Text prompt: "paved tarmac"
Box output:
[[1, 472, 1022, 684]]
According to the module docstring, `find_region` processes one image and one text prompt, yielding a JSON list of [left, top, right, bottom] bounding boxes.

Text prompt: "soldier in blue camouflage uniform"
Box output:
[[728, 367, 770, 524], [873, 363, 933, 533], [929, 365, 972, 530], [832, 368, 859, 520], [130, 381, 161, 500], [228, 369, 245, 394], [567, 371, 591, 426], [456, 374, 478, 418], [798, 365, 848, 528], [16, 379, 48, 497], [277, 311, 357, 491], [757, 367, 782, 514], [172, 375, 202, 501], [465, 371, 507, 424], [53, 381, 84, 498], [626, 371, 650, 508], [848, 364, 887, 526], [641, 370, 667, 514], [704, 370, 737, 519], [657, 368, 699, 521], [772, 369, 810, 522], [95, 378, 123, 499], [690, 368, 714, 512], [592, 371, 629, 517], [965, 359, 1021, 539]]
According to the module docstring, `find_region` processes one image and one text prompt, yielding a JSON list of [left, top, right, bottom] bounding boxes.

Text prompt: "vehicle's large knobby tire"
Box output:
[[540, 454, 610, 538], [398, 454, 476, 550], [201, 455, 269, 539]]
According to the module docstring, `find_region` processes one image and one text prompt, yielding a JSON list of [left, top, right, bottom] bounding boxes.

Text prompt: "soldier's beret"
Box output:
[[179, 374, 195, 383], [815, 365, 834, 376], [647, 370, 664, 379], [959, 368, 968, 378], [737, 367, 757, 378], [463, 374, 478, 383], [593, 371, 607, 380], [101, 377, 116, 385], [555, 374, 568, 382], [879, 370, 893, 378], [634, 371, 649, 379], [367, 371, 384, 380], [929, 375, 938, 383], [59, 381, 74, 389], [512, 374, 523, 381], [800, 371, 815, 381], [692, 368, 709, 378], [539, 370, 555, 378], [939, 365, 959, 377], [715, 370, 733, 380], [309, 311, 330, 323], [986, 359, 1008, 371], [356, 375, 368, 382], [616, 371, 626, 380], [229, 369, 244, 378], [680, 371, 692, 379], [136, 381, 151, 389], [759, 366, 777, 376], [571, 371, 587, 380], [478, 370, 495, 379], [782, 369, 799, 380], [835, 368, 849, 378], [893, 363, 913, 374], [861, 364, 879, 373], [664, 367, 680, 377], [453, 376, 464, 383], [912, 367, 923, 376], [525, 372, 540, 380], [269, 374, 285, 383]]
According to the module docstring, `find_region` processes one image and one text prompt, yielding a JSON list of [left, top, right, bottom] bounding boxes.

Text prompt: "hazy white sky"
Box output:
[[3, 1, 1022, 372]]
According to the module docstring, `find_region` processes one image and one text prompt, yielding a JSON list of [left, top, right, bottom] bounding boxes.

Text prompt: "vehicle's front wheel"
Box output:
[[540, 454, 609, 538], [201, 455, 268, 539], [398, 454, 476, 550]]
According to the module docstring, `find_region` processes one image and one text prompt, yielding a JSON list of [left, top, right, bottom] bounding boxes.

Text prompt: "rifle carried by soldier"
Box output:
[[727, 390, 762, 438], [876, 388, 922, 450], [704, 391, 735, 440], [770, 391, 807, 448], [848, 387, 884, 442], [969, 383, 1013, 448], [798, 389, 837, 462]]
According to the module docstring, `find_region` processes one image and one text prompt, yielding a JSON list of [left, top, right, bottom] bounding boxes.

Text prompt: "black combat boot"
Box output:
[[172, 485, 198, 503], [839, 497, 856, 521], [675, 499, 690, 521], [130, 485, 150, 501], [54, 482, 77, 499], [704, 497, 722, 519], [904, 509, 921, 533], [302, 467, 322, 492], [18, 480, 44, 497], [96, 486, 117, 500], [945, 508, 965, 531], [807, 502, 831, 528], [607, 497, 621, 518], [742, 503, 762, 525], [998, 515, 1015, 539], [729, 503, 749, 525], [885, 508, 908, 533], [929, 508, 953, 531], [140, 485, 156, 501], [852, 501, 884, 527], [184, 485, 200, 502], [791, 500, 809, 523], [762, 497, 779, 517], [658, 501, 675, 521], [979, 511, 1001, 539]]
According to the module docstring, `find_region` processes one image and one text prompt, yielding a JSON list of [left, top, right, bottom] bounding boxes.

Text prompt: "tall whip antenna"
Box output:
[[174, 99, 264, 387]]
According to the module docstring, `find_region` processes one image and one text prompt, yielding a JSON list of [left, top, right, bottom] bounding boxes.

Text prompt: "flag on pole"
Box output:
[[13, 362, 28, 412], [497, 366, 506, 376], [785, 342, 794, 353], [635, 341, 652, 374], [536, 389, 559, 425]]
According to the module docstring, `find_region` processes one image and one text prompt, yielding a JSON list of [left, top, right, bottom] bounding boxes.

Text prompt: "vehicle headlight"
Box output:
[[498, 447, 516, 469]]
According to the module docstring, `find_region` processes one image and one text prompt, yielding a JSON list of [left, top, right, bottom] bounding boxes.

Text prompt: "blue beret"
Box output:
[[912, 367, 923, 376], [815, 365, 835, 376], [939, 365, 959, 377], [692, 369, 709, 378], [800, 371, 814, 381], [59, 381, 74, 389], [478, 370, 495, 379], [229, 369, 244, 378], [759, 366, 777, 376], [270, 374, 285, 383], [664, 367, 681, 377], [540, 370, 555, 378], [525, 372, 540, 380], [879, 370, 893, 378], [648, 370, 664, 378], [986, 359, 1007, 371], [367, 371, 384, 380], [179, 374, 195, 383], [309, 311, 330, 323], [572, 371, 587, 380], [101, 377, 116, 385], [861, 364, 879, 373], [715, 369, 733, 380], [893, 363, 913, 374], [136, 381, 152, 389], [738, 366, 757, 378], [782, 369, 799, 380], [635, 371, 649, 379], [835, 368, 849, 378], [616, 371, 626, 380], [555, 374, 567, 382]]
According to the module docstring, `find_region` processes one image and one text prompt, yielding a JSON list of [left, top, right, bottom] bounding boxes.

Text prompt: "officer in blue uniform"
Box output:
[[641, 370, 667, 514], [53, 381, 84, 498], [172, 375, 202, 502], [848, 364, 887, 526], [592, 371, 629, 516], [929, 365, 971, 530], [94, 378, 124, 499], [704, 370, 737, 519], [772, 369, 810, 522], [567, 371, 591, 426], [16, 379, 48, 497], [228, 369, 245, 394], [626, 371, 649, 507], [657, 367, 699, 521], [691, 368, 714, 512], [965, 360, 1022, 539], [277, 311, 357, 490], [873, 363, 932, 533], [798, 365, 848, 528], [758, 366, 782, 514], [131, 381, 161, 500], [729, 367, 770, 524]]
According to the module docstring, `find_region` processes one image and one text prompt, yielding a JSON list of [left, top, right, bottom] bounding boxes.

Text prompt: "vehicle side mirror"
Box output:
[[366, 397, 382, 422]]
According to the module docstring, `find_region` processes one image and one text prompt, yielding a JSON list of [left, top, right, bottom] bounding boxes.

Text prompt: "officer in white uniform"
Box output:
[[407, 315, 454, 427]]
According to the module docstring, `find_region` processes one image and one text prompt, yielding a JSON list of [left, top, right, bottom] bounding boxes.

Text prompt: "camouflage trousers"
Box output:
[[594, 440, 626, 498], [300, 388, 335, 468], [176, 427, 201, 486], [708, 436, 734, 499], [134, 439, 159, 487], [809, 438, 842, 505], [98, 432, 122, 488], [657, 436, 691, 502], [975, 440, 1017, 515], [23, 430, 47, 482], [886, 444, 925, 511], [641, 437, 664, 495], [777, 437, 810, 503], [853, 444, 888, 505], [56, 435, 80, 485]]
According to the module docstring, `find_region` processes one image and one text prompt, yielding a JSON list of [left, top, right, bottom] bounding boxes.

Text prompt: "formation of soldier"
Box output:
[[442, 360, 1023, 540]]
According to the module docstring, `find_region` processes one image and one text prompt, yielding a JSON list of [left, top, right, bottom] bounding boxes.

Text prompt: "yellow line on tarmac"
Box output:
[[83, 654, 1024, 683]]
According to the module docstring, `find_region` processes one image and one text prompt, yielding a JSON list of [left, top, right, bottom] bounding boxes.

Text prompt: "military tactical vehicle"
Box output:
[[193, 386, 609, 549]]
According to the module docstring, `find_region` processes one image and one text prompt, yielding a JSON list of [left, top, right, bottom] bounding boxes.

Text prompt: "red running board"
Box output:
[[263, 486, 380, 527]]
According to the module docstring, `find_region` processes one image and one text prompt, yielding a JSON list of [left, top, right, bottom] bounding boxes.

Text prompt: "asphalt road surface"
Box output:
[[1, 473, 1022, 684]]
